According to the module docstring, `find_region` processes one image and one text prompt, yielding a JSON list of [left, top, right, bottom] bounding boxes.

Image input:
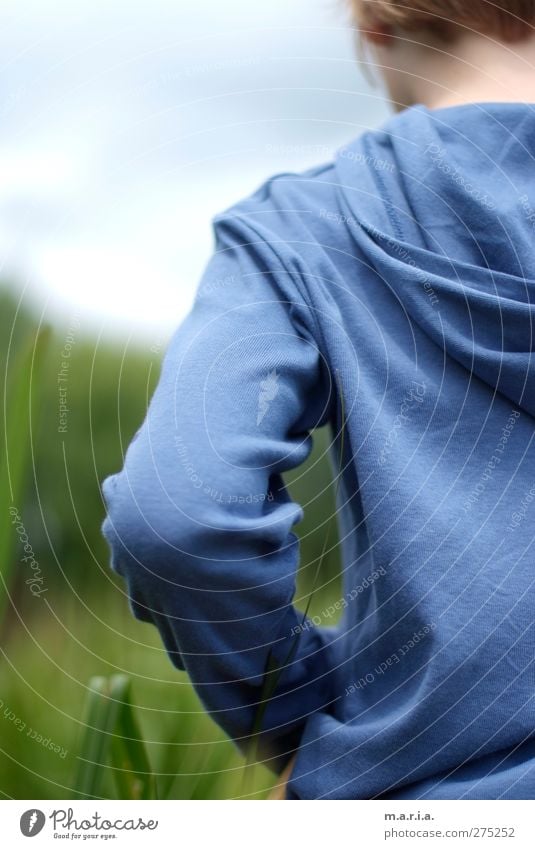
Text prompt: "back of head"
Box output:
[[353, 0, 535, 42]]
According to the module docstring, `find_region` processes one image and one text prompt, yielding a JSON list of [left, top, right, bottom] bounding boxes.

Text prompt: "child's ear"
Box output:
[[360, 19, 394, 46]]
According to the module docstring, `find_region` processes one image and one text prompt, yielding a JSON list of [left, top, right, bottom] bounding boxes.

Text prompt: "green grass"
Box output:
[[0, 423, 341, 800], [75, 674, 157, 800], [0, 289, 342, 800], [0, 325, 51, 621], [0, 591, 274, 799]]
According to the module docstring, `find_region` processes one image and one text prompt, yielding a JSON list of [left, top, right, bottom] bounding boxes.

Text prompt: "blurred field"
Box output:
[[0, 289, 341, 799]]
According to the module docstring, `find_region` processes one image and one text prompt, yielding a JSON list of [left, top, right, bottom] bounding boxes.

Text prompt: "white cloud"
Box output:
[[0, 0, 388, 336]]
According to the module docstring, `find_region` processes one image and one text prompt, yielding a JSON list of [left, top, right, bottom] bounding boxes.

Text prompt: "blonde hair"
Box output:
[[353, 0, 535, 41]]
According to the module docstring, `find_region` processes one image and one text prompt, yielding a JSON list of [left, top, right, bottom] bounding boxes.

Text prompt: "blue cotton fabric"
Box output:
[[102, 103, 535, 800]]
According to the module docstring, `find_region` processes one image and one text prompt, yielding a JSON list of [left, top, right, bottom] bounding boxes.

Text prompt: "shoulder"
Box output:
[[211, 160, 340, 247]]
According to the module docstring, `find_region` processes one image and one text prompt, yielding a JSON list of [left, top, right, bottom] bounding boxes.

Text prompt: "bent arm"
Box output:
[[101, 217, 338, 764]]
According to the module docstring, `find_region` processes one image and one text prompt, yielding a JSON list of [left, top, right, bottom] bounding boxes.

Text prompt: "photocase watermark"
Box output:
[[344, 623, 437, 695], [114, 55, 272, 102], [368, 222, 440, 308], [291, 566, 387, 636], [57, 313, 80, 434], [175, 54, 265, 79], [266, 142, 332, 157], [174, 434, 274, 505], [507, 481, 535, 532], [19, 807, 160, 838], [425, 143, 496, 212], [518, 193, 535, 232], [9, 506, 47, 597], [50, 807, 158, 835], [378, 381, 427, 467], [20, 809, 46, 837], [195, 273, 237, 302], [338, 146, 396, 173], [257, 369, 280, 426], [320, 207, 440, 309], [0, 699, 67, 759], [463, 409, 521, 513], [319, 207, 359, 229]]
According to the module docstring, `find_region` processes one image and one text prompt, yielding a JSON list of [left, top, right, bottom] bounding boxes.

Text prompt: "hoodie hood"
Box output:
[[335, 103, 535, 417]]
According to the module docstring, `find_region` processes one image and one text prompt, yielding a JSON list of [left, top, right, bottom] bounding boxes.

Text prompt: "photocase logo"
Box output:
[[20, 809, 46, 837], [257, 369, 280, 425]]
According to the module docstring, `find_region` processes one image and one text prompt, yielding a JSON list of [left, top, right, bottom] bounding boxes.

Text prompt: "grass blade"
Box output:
[[109, 676, 157, 800], [74, 675, 157, 800], [73, 676, 123, 799]]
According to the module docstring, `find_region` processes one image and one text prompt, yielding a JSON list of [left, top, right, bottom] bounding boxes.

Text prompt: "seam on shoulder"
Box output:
[[212, 208, 327, 355]]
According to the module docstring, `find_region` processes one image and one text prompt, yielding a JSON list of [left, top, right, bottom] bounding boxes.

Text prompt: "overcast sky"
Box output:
[[0, 0, 390, 341]]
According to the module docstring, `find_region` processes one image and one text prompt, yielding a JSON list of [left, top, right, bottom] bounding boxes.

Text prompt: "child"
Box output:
[[102, 0, 535, 799]]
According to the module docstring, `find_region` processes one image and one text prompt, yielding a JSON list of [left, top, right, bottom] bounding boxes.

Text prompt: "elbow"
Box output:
[[101, 470, 208, 589]]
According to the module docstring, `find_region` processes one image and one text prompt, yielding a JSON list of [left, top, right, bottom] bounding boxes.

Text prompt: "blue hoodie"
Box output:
[[102, 103, 535, 800]]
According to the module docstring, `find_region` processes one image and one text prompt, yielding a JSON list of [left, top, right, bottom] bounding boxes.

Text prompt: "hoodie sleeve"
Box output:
[[101, 211, 338, 765]]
